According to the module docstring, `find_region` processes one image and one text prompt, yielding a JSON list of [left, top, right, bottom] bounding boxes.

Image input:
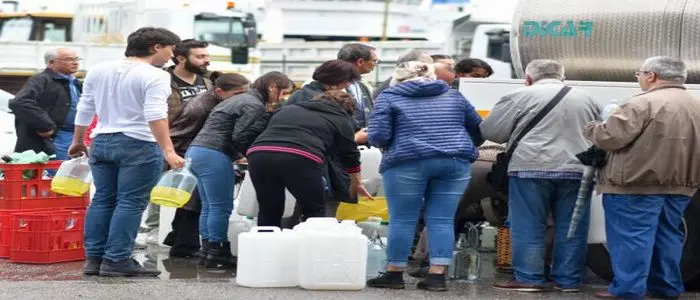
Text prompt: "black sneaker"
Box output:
[[99, 258, 161, 277], [83, 256, 102, 276], [366, 271, 405, 289], [198, 240, 210, 266], [202, 241, 235, 269], [417, 273, 447, 292]]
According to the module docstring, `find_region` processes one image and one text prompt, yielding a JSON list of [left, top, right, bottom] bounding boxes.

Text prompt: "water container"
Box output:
[[602, 100, 620, 121], [228, 217, 255, 256], [150, 158, 198, 208], [51, 152, 92, 196], [236, 226, 299, 288], [297, 221, 368, 290], [448, 223, 481, 282], [293, 217, 339, 232], [364, 218, 386, 279], [236, 171, 296, 218]]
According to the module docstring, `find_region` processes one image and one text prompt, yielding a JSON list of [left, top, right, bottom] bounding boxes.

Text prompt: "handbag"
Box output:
[[486, 86, 572, 193]]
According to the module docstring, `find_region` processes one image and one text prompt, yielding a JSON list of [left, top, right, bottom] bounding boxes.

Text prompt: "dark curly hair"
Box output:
[[312, 90, 356, 115]]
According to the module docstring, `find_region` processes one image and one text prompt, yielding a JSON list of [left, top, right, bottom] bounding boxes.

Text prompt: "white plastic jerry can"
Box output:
[[297, 222, 368, 290], [236, 226, 299, 288], [236, 171, 296, 218]]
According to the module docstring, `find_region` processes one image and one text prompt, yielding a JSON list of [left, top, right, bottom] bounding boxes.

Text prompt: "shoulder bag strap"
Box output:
[[505, 86, 572, 157]]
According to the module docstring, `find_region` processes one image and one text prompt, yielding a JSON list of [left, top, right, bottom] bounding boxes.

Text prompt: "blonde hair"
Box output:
[[390, 61, 436, 86]]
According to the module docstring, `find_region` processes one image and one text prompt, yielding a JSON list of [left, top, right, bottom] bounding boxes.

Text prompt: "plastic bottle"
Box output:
[[365, 217, 386, 279], [601, 99, 619, 121], [51, 152, 92, 196], [150, 158, 198, 208]]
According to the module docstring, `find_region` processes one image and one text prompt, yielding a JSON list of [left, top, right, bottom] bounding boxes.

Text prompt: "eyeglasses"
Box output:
[[635, 70, 652, 78], [55, 57, 82, 62]]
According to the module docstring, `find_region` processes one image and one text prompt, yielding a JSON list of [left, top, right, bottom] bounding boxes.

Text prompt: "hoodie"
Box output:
[[368, 79, 484, 173], [248, 100, 361, 173]]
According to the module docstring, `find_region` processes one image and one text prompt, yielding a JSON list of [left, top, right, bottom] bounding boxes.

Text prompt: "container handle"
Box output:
[[251, 226, 281, 233]]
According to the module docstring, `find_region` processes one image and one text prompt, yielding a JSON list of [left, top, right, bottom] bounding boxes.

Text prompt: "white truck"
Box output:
[[0, 0, 261, 93], [458, 0, 700, 288]]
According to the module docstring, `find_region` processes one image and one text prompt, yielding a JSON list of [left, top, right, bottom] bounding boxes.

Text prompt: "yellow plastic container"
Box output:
[[51, 153, 92, 196], [150, 158, 198, 208]]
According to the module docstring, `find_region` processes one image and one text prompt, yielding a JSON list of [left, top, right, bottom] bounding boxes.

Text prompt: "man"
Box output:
[[373, 50, 434, 100], [140, 39, 213, 246], [9, 48, 81, 160], [584, 56, 700, 300], [431, 54, 457, 87], [69, 27, 184, 277], [337, 43, 378, 144], [482, 59, 600, 292]]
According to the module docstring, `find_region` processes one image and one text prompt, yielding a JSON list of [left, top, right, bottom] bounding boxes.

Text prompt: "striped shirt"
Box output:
[[368, 79, 483, 173]]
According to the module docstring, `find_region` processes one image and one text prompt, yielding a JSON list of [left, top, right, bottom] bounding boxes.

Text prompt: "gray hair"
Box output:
[[396, 50, 433, 66], [44, 48, 60, 64], [525, 59, 565, 82], [641, 56, 687, 82], [390, 61, 436, 86]]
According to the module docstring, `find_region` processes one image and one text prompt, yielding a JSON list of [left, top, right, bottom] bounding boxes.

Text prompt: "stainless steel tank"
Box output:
[[510, 0, 700, 83]]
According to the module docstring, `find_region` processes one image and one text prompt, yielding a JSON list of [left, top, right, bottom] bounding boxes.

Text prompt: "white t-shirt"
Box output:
[[75, 60, 172, 142]]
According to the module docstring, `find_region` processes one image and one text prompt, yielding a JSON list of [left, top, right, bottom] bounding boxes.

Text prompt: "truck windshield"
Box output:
[[193, 18, 245, 47], [0, 17, 32, 41]]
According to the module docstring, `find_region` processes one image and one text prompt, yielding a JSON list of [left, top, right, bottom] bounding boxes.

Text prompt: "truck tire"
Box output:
[[586, 193, 700, 291]]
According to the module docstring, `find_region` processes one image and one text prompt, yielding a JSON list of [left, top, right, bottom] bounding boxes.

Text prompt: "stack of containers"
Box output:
[[236, 218, 368, 290], [0, 160, 89, 264]]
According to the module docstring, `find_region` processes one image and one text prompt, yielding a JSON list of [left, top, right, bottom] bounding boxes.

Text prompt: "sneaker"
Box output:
[[99, 258, 161, 277], [594, 290, 615, 298], [83, 256, 103, 276], [366, 271, 406, 289], [493, 280, 549, 292], [416, 273, 447, 292], [553, 284, 580, 293]]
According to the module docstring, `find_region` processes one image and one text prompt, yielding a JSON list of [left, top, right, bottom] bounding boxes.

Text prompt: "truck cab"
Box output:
[[0, 11, 72, 42]]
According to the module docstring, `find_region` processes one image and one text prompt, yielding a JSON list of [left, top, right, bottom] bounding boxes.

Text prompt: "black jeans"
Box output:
[[248, 152, 327, 227]]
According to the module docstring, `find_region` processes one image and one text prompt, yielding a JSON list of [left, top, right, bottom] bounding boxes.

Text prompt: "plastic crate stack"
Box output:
[[0, 161, 89, 264]]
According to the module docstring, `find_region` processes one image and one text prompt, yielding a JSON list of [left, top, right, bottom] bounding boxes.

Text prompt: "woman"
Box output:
[[247, 90, 372, 227], [186, 71, 293, 269], [163, 73, 250, 259], [284, 60, 363, 221], [366, 61, 484, 291]]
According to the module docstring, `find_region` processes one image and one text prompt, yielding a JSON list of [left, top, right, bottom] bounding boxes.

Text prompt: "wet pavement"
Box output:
[[0, 246, 698, 299]]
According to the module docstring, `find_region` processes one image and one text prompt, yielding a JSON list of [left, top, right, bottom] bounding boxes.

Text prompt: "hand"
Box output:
[[235, 157, 248, 165], [354, 130, 369, 144], [37, 129, 54, 138], [67, 143, 88, 158], [164, 151, 185, 169], [351, 182, 374, 200]]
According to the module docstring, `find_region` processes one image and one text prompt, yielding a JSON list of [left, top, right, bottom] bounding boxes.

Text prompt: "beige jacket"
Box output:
[[584, 84, 700, 196]]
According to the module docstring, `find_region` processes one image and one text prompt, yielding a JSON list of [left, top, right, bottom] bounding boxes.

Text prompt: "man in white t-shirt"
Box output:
[[68, 27, 185, 277]]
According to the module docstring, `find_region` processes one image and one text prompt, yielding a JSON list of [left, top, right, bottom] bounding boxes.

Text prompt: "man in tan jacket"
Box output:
[[584, 56, 700, 300]]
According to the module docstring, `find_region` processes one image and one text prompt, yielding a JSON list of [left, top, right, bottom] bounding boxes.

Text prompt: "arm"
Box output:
[[479, 95, 521, 143], [70, 72, 98, 156], [144, 73, 184, 169], [8, 75, 57, 133], [335, 118, 362, 173], [367, 95, 393, 148], [583, 97, 650, 151], [460, 93, 485, 147], [231, 103, 268, 154]]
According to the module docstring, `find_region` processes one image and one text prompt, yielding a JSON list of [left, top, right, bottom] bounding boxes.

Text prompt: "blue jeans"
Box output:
[[383, 157, 471, 267], [186, 146, 234, 243], [54, 129, 74, 161], [84, 133, 163, 261], [604, 194, 690, 299], [508, 177, 590, 288]]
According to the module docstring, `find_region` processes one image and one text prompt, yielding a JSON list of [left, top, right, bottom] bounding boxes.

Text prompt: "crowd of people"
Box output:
[[7, 25, 700, 299]]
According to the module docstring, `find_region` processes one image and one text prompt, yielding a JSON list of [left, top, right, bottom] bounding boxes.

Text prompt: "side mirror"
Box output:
[[500, 42, 512, 63], [245, 27, 257, 48], [231, 44, 249, 65]]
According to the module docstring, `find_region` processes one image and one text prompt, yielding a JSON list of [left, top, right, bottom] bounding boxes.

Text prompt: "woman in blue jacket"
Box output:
[[366, 61, 483, 291]]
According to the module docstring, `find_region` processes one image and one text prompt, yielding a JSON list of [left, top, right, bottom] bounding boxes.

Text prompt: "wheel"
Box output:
[[586, 193, 700, 291]]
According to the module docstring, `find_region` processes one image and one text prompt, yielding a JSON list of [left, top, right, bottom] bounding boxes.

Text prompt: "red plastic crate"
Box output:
[[9, 209, 86, 264], [0, 208, 61, 258], [0, 161, 89, 210]]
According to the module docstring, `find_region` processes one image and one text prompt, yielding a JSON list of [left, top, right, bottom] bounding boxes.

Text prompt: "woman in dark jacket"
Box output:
[[283, 60, 363, 220], [186, 71, 293, 269], [162, 73, 249, 258], [248, 90, 372, 227]]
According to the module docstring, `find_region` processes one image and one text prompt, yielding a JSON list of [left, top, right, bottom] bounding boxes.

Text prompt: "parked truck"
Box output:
[[457, 0, 700, 289]]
